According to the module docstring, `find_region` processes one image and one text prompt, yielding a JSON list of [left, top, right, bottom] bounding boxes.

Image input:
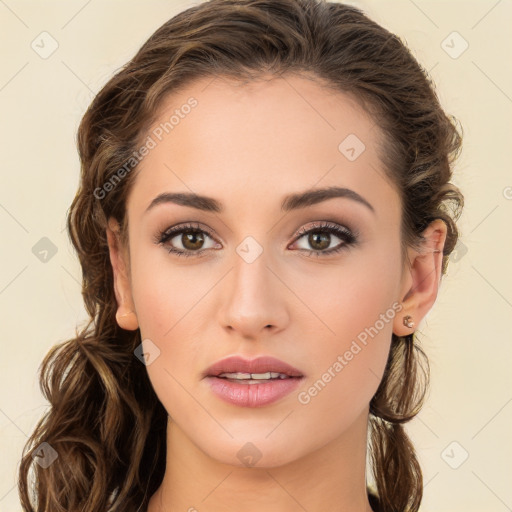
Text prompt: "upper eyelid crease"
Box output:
[[144, 186, 375, 216]]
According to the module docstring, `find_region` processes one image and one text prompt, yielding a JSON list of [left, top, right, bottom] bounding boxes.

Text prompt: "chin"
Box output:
[[201, 435, 304, 469]]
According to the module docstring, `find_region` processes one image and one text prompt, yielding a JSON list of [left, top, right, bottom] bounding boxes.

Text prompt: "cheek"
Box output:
[[129, 245, 211, 339], [128, 252, 208, 398], [292, 243, 401, 340], [293, 292, 394, 442], [291, 249, 401, 409]]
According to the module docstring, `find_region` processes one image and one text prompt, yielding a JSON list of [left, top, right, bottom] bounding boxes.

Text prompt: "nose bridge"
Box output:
[[219, 237, 289, 336], [231, 241, 275, 309], [232, 240, 271, 298]]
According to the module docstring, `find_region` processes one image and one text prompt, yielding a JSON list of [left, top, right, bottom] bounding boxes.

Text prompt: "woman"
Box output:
[[18, 0, 464, 511]]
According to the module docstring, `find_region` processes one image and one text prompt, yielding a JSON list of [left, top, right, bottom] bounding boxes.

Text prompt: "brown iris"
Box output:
[[182, 231, 205, 250], [308, 231, 330, 251]]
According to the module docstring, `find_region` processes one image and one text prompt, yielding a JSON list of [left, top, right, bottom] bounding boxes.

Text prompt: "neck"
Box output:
[[148, 409, 374, 512]]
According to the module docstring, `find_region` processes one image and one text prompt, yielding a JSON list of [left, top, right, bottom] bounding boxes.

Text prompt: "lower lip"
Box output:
[[205, 376, 303, 407]]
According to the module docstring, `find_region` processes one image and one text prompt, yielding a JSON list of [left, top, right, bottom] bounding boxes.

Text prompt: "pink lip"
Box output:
[[203, 355, 304, 378], [203, 356, 304, 408]]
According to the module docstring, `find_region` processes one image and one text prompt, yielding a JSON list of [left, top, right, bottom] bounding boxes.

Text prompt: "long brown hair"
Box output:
[[18, 1, 464, 510]]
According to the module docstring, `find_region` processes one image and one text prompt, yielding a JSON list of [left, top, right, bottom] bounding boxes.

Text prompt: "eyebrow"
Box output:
[[144, 186, 375, 215]]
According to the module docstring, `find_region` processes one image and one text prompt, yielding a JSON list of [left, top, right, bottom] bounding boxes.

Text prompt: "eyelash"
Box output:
[[154, 221, 359, 259]]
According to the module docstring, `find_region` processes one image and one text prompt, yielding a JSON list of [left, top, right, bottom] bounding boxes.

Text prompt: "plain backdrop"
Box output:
[[1, 1, 511, 511]]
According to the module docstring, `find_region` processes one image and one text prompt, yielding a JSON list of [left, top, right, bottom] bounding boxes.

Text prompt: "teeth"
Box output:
[[218, 371, 290, 380], [251, 372, 275, 379], [220, 372, 251, 379]]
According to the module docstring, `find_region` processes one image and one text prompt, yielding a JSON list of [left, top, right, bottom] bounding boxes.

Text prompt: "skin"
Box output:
[[106, 74, 447, 512]]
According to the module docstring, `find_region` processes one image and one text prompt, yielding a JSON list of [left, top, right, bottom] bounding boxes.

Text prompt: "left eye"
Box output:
[[292, 228, 344, 252], [289, 221, 357, 256]]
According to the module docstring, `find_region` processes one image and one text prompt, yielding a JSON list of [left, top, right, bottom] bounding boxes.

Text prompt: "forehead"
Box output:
[[127, 73, 400, 223]]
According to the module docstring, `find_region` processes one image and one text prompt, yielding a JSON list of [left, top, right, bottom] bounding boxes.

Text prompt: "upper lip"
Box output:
[[204, 356, 304, 378]]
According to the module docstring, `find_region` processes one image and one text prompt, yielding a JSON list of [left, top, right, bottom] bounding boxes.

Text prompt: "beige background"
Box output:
[[1, 1, 511, 511]]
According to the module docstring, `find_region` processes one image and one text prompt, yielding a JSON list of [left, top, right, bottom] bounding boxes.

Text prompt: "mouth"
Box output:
[[204, 355, 304, 379], [203, 355, 304, 407], [214, 371, 298, 384]]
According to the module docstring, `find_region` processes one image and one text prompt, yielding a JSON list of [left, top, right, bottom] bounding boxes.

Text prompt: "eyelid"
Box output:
[[291, 220, 355, 241], [154, 221, 217, 244]]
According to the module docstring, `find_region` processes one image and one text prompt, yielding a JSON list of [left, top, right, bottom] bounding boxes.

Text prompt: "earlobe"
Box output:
[[106, 218, 139, 331], [115, 309, 139, 331], [393, 219, 447, 336]]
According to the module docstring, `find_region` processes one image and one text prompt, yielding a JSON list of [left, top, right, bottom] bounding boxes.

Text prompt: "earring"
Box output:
[[403, 315, 415, 329]]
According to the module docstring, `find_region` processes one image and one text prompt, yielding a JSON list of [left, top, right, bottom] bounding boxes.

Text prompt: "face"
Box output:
[[109, 74, 416, 467]]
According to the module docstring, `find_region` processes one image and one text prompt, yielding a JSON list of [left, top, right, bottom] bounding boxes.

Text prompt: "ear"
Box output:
[[106, 217, 139, 331], [393, 219, 447, 336]]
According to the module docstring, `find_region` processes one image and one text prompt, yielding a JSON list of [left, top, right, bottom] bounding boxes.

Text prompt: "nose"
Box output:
[[217, 247, 290, 340]]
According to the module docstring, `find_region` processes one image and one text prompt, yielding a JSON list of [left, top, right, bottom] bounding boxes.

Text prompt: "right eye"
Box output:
[[156, 222, 221, 258]]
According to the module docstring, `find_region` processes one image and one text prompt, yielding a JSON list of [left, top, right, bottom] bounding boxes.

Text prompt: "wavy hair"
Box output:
[[18, 0, 464, 511]]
